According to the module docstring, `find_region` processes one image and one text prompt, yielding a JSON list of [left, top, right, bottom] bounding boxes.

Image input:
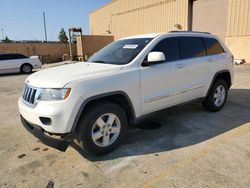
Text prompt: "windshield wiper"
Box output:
[[91, 60, 108, 64]]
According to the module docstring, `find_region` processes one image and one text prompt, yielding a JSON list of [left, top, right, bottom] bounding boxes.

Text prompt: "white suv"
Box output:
[[18, 31, 234, 155]]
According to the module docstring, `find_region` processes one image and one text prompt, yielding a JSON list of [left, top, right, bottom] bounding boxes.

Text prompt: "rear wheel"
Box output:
[[21, 64, 32, 74], [76, 102, 128, 156], [202, 79, 228, 112]]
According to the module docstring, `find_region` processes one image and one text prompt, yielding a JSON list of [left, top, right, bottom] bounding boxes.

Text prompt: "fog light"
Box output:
[[39, 117, 52, 125]]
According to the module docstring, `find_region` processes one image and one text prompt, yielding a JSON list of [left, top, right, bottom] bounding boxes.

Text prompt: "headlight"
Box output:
[[37, 88, 71, 101]]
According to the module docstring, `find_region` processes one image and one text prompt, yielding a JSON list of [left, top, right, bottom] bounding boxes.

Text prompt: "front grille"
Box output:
[[22, 85, 37, 105]]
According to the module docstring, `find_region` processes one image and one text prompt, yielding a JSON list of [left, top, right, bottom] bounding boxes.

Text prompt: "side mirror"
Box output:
[[142, 52, 166, 66]]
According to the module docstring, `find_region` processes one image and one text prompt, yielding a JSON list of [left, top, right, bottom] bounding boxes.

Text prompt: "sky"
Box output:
[[0, 0, 111, 41]]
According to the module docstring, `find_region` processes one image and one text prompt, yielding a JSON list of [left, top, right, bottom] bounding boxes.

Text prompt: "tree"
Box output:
[[3, 36, 12, 43], [58, 28, 68, 43]]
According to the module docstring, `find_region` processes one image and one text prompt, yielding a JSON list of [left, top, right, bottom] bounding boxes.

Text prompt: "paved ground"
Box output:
[[0, 64, 250, 188]]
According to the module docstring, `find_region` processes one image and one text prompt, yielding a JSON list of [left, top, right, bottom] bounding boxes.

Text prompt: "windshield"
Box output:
[[88, 38, 152, 65]]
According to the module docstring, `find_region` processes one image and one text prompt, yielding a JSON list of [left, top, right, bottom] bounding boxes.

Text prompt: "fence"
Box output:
[[0, 43, 77, 64]]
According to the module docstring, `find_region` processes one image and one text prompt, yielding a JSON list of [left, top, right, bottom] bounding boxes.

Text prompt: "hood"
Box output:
[[26, 62, 122, 88]]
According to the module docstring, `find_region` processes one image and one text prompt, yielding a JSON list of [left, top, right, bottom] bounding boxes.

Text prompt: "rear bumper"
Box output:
[[20, 115, 73, 152]]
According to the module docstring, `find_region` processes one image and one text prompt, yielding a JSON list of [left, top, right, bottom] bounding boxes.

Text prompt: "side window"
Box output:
[[203, 38, 224, 55], [0, 54, 10, 60], [152, 37, 181, 62], [181, 37, 206, 59], [21, 54, 28, 59], [16, 54, 28, 59], [9, 54, 18, 59], [11, 54, 21, 59], [3, 54, 27, 60], [6, 54, 15, 60], [12, 54, 19, 59]]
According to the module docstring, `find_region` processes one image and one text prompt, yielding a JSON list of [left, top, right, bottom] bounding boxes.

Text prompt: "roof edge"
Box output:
[[90, 0, 117, 15]]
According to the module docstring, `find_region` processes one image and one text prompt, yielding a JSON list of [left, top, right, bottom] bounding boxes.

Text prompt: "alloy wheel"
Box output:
[[91, 113, 121, 147], [213, 85, 226, 107]]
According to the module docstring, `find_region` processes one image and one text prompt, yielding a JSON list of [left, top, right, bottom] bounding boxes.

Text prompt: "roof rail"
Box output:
[[169, 30, 211, 34]]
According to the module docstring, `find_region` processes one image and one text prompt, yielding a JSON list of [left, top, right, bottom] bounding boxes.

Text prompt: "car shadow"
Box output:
[[0, 71, 34, 77], [70, 88, 250, 161]]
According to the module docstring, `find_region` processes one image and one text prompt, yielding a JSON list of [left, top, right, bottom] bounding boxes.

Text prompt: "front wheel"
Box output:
[[76, 102, 128, 156], [202, 79, 228, 112]]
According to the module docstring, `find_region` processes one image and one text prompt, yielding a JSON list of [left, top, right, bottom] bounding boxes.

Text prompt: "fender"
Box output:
[[71, 91, 136, 132], [204, 70, 231, 100]]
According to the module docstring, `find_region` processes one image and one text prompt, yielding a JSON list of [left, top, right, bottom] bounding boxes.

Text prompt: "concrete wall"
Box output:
[[0, 43, 77, 64], [90, 0, 189, 39], [76, 35, 114, 60]]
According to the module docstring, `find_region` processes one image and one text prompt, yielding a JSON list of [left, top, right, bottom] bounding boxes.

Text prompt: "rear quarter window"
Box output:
[[181, 37, 206, 59], [10, 54, 28, 59], [203, 38, 224, 55]]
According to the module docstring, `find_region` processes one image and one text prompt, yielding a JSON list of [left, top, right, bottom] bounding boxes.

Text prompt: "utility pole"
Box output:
[[43, 12, 48, 42]]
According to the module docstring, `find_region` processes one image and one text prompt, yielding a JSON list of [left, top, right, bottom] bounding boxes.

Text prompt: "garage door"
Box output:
[[192, 0, 229, 41]]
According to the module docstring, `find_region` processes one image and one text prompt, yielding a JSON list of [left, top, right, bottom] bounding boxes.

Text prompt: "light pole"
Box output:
[[43, 12, 48, 42]]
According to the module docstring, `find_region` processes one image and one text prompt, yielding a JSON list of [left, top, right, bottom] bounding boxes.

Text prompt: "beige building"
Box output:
[[90, 0, 250, 62]]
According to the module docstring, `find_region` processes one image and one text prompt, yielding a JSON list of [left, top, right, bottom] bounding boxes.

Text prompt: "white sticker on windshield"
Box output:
[[123, 44, 138, 49]]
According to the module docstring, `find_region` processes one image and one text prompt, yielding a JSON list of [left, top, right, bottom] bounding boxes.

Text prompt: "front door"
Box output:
[[140, 37, 188, 114]]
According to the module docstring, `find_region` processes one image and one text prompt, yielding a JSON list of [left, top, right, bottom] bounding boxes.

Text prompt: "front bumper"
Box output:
[[20, 115, 73, 152], [18, 97, 75, 133]]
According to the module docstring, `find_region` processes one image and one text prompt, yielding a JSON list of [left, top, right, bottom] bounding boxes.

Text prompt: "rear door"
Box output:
[[140, 37, 189, 114], [179, 36, 209, 100]]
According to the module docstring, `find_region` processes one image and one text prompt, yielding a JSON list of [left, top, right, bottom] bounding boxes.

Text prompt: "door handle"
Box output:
[[175, 64, 185, 69]]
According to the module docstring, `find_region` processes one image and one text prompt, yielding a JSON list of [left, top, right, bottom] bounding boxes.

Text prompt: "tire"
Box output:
[[20, 64, 32, 74], [76, 102, 128, 156], [202, 79, 228, 112]]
